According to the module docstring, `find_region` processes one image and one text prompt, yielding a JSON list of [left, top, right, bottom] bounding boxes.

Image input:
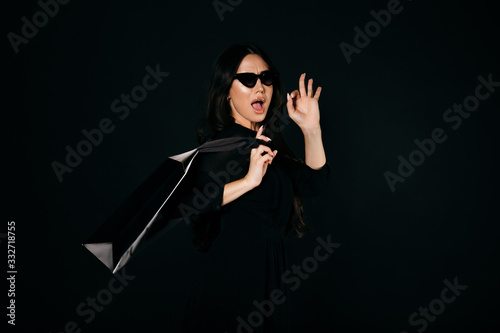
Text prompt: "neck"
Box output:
[[234, 119, 259, 131]]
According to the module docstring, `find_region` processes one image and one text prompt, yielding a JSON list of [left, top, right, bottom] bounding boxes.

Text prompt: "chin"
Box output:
[[236, 109, 268, 127], [252, 113, 267, 123]]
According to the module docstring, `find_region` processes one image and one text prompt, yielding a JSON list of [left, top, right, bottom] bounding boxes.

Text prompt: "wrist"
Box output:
[[301, 125, 322, 138], [242, 176, 258, 190]]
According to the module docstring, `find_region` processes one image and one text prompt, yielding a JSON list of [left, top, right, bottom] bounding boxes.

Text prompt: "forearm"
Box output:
[[221, 177, 255, 206], [303, 126, 327, 169]]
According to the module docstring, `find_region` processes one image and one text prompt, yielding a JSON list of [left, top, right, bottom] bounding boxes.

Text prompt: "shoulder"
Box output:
[[195, 125, 255, 173]]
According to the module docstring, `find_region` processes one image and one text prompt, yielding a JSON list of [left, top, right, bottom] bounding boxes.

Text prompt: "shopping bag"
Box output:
[[82, 136, 260, 273]]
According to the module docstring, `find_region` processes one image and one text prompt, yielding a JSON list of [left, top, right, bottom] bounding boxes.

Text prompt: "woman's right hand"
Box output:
[[243, 125, 278, 189]]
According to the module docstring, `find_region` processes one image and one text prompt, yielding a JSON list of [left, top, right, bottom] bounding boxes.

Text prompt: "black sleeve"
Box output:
[[177, 148, 249, 222], [283, 157, 331, 198], [174, 148, 249, 252]]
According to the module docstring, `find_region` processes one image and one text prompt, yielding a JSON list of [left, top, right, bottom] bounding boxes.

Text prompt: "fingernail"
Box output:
[[287, 93, 290, 101], [259, 125, 263, 131], [265, 136, 272, 141]]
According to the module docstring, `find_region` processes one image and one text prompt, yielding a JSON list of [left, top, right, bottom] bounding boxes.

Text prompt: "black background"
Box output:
[[5, 0, 500, 332]]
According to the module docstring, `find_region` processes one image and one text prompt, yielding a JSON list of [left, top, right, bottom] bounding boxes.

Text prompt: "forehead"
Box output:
[[237, 54, 269, 73]]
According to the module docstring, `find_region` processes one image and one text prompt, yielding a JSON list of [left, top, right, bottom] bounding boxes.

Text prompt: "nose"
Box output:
[[254, 78, 265, 92]]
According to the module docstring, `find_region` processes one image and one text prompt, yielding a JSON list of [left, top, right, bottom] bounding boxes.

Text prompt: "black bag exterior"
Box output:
[[82, 136, 264, 273]]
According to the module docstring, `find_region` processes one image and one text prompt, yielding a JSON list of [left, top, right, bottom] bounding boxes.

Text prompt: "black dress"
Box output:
[[181, 123, 330, 333]]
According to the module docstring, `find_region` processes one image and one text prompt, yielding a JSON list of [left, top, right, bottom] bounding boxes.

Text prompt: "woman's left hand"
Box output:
[[286, 73, 322, 132]]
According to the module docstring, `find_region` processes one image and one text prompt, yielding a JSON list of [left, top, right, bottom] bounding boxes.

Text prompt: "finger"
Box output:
[[307, 78, 313, 97], [289, 89, 300, 100], [250, 146, 262, 158], [314, 86, 322, 100], [258, 145, 274, 157], [264, 150, 277, 163], [254, 145, 267, 157], [289, 89, 300, 112], [286, 92, 295, 116], [261, 160, 270, 173], [255, 154, 271, 168], [256, 134, 272, 142], [253, 145, 275, 159], [256, 125, 264, 137], [259, 154, 274, 166], [268, 151, 278, 164], [258, 147, 277, 158], [299, 73, 307, 98]]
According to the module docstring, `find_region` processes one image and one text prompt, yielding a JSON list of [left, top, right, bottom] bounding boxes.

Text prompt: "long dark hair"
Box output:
[[193, 43, 310, 251]]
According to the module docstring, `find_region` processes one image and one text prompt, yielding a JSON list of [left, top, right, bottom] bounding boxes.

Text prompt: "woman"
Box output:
[[181, 43, 330, 332]]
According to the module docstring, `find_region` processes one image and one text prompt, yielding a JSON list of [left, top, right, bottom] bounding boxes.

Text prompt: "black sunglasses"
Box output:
[[233, 70, 279, 88]]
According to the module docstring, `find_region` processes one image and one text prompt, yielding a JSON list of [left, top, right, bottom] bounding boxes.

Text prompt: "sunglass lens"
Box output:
[[235, 72, 276, 87], [238, 74, 257, 87], [261, 72, 274, 86], [246, 76, 258, 87]]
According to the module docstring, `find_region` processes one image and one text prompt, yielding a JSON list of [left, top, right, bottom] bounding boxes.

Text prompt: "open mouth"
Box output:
[[251, 100, 264, 113]]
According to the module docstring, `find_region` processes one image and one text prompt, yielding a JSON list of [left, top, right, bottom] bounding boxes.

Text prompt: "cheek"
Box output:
[[231, 86, 250, 106]]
